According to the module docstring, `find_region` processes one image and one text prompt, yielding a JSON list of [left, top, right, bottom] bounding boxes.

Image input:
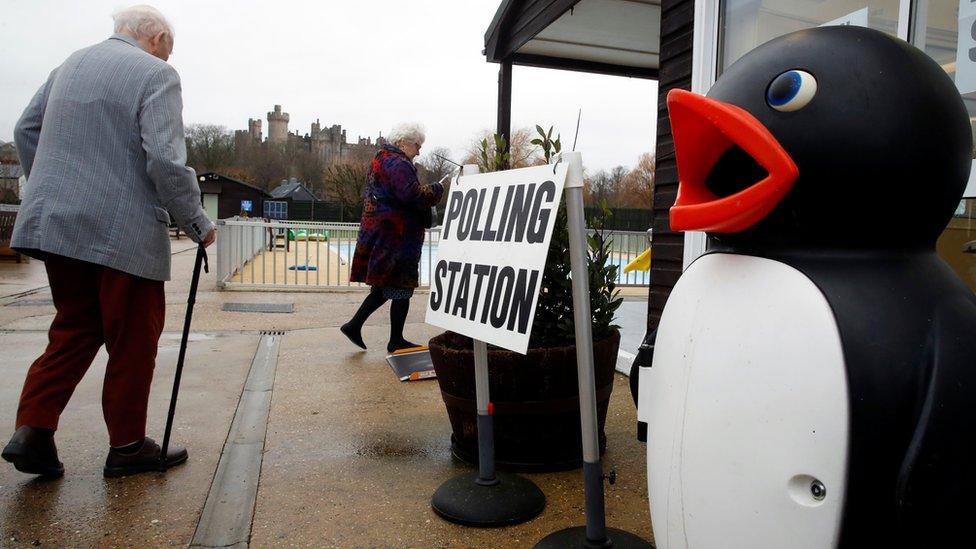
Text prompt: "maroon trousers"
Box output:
[[16, 254, 165, 447]]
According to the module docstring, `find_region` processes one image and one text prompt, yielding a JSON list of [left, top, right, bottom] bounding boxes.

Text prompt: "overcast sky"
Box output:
[[0, 0, 656, 172]]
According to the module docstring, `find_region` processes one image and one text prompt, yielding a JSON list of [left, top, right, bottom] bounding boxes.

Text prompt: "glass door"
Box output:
[[914, 0, 976, 291]]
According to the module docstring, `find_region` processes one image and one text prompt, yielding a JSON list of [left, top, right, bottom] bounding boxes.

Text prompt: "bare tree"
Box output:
[[243, 144, 289, 192], [185, 124, 234, 173], [617, 152, 655, 209], [291, 144, 326, 199], [461, 127, 543, 170], [324, 160, 369, 213], [585, 165, 628, 206], [417, 146, 457, 185]]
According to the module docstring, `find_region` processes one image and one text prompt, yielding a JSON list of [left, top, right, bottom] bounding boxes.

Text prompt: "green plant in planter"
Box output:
[[477, 134, 511, 173], [478, 126, 623, 348]]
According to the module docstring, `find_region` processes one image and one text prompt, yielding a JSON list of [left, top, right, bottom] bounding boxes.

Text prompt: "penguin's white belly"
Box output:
[[638, 253, 849, 548]]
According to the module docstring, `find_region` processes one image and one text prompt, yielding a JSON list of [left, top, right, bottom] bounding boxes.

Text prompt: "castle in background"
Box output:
[[235, 105, 386, 165]]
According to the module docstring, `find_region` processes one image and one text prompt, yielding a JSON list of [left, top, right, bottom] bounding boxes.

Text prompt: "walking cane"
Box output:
[[160, 244, 209, 470]]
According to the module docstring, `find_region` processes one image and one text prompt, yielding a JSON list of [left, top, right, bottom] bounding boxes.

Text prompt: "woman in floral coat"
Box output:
[[342, 123, 444, 353]]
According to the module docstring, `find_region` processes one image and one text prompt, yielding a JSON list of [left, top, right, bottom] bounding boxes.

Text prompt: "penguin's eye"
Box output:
[[766, 70, 817, 112]]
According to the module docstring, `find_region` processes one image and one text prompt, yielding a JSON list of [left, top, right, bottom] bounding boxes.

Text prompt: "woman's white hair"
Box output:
[[113, 5, 174, 39], [388, 123, 426, 147]]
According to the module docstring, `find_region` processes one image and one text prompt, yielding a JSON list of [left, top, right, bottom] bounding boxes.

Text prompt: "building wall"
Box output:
[[248, 118, 263, 142], [648, 0, 694, 333], [267, 105, 290, 143], [249, 106, 381, 163], [218, 182, 268, 220]]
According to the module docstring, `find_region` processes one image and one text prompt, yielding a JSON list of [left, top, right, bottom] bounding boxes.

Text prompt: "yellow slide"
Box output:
[[624, 248, 652, 273]]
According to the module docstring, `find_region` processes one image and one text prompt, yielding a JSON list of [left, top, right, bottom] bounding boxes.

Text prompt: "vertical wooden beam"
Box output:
[[496, 60, 513, 169]]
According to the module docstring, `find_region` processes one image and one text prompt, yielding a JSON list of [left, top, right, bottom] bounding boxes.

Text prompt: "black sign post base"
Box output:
[[431, 339, 545, 527], [534, 526, 653, 549], [535, 152, 652, 548], [431, 470, 545, 527]]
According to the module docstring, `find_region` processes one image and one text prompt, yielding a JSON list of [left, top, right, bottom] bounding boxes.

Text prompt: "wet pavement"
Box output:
[[0, 238, 653, 547]]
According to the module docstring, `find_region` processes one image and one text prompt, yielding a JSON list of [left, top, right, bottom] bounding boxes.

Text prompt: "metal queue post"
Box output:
[[430, 165, 547, 526], [535, 152, 651, 548]]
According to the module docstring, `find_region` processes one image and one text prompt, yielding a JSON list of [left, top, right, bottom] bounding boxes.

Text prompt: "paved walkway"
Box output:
[[0, 238, 653, 547]]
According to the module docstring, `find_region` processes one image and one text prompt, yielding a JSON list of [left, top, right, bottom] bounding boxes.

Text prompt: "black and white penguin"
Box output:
[[637, 26, 976, 548]]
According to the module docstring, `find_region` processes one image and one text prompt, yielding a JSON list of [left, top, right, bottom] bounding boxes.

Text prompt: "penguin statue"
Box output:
[[636, 26, 976, 548]]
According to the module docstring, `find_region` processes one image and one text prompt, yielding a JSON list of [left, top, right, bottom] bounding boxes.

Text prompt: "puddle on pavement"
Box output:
[[353, 435, 447, 460]]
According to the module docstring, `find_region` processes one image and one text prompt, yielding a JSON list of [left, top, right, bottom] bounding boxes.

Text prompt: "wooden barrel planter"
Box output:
[[429, 330, 620, 472]]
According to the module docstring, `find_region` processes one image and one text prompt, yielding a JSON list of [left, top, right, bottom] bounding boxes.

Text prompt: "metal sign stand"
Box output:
[[431, 165, 546, 526], [535, 152, 650, 548]]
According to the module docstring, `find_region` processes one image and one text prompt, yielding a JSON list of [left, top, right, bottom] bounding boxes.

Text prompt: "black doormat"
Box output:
[[222, 302, 294, 314]]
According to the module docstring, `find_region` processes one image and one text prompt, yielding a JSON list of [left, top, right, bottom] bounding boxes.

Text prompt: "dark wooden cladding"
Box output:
[[648, 0, 695, 333]]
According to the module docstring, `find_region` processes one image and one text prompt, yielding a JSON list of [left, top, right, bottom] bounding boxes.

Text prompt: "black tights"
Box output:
[[343, 288, 416, 352], [348, 288, 387, 329], [388, 298, 411, 349]]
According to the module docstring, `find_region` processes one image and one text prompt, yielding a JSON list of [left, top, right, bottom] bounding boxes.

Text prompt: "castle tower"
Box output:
[[267, 104, 290, 144], [248, 118, 263, 142], [311, 118, 321, 136]]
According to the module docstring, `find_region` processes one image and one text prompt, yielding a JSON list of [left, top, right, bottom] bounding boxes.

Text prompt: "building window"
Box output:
[[719, 0, 903, 72], [915, 0, 976, 291], [264, 200, 288, 220]]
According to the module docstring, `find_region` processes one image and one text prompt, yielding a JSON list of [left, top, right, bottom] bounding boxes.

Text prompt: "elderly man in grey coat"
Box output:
[[1, 5, 215, 479]]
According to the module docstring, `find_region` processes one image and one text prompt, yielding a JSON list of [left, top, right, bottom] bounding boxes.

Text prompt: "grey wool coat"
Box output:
[[12, 33, 213, 281]]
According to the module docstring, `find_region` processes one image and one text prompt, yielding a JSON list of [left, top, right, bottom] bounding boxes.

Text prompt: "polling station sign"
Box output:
[[425, 164, 568, 354]]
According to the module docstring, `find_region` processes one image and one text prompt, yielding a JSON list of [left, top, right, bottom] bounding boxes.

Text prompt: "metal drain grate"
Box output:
[[222, 302, 294, 314]]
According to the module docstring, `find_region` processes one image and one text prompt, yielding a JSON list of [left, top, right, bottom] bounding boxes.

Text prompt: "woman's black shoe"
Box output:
[[340, 323, 367, 350], [387, 339, 420, 353]]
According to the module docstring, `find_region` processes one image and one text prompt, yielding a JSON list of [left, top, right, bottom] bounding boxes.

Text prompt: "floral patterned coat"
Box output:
[[350, 145, 444, 288]]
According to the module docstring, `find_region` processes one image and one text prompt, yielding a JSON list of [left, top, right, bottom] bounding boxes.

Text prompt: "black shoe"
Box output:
[[340, 323, 367, 350], [2, 426, 65, 478], [103, 437, 188, 478], [387, 339, 420, 353]]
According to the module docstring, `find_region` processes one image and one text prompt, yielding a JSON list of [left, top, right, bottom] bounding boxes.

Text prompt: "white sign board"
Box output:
[[822, 7, 869, 28], [425, 164, 568, 354]]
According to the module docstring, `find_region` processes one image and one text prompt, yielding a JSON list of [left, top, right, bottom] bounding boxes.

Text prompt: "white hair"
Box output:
[[388, 123, 426, 147], [112, 5, 174, 40]]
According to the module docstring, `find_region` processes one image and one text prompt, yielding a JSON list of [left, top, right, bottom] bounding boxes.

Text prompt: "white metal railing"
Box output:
[[594, 228, 653, 287], [215, 218, 442, 290], [215, 218, 651, 290]]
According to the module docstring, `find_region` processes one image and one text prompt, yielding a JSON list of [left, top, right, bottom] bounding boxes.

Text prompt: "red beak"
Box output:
[[667, 89, 798, 233]]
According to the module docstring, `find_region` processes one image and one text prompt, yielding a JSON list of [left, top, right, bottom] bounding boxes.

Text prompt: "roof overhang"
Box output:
[[197, 172, 271, 197], [485, 0, 661, 79]]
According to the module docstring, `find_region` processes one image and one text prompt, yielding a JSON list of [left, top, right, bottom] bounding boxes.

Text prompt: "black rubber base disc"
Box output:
[[534, 526, 654, 548], [431, 471, 545, 527]]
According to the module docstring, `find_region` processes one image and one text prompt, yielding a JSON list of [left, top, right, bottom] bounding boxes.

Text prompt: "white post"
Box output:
[[563, 151, 608, 543], [458, 163, 497, 485]]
